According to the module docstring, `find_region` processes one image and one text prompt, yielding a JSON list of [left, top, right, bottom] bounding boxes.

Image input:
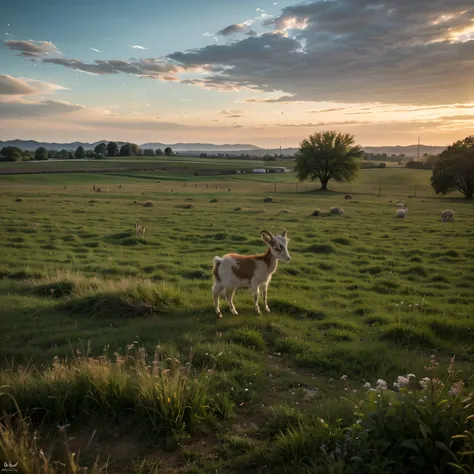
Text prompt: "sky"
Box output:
[[1, 0, 474, 148]]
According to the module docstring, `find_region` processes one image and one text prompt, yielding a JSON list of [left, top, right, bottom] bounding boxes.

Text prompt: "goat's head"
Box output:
[[261, 229, 291, 263]]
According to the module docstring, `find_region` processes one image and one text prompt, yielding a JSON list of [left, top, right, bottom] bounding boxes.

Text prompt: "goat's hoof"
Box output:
[[265, 306, 270, 313], [231, 309, 239, 315], [216, 311, 222, 319]]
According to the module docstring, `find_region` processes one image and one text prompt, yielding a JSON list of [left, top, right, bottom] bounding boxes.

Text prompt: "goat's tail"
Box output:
[[212, 256, 222, 281]]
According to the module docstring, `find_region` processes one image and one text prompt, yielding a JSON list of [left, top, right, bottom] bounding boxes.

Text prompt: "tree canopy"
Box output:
[[295, 130, 362, 190], [94, 143, 107, 156], [431, 136, 474, 199], [107, 141, 118, 157], [156, 148, 163, 156], [164, 147, 173, 156], [35, 147, 48, 161], [120, 143, 133, 156], [75, 146, 86, 159]]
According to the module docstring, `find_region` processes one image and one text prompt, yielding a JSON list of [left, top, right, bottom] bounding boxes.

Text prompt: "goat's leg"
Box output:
[[212, 283, 224, 318], [261, 284, 270, 313], [250, 281, 261, 314], [225, 288, 238, 315]]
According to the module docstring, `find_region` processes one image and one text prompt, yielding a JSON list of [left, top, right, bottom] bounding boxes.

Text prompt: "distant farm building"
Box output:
[[252, 168, 267, 174]]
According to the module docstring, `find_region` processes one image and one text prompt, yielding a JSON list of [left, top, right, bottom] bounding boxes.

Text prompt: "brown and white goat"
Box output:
[[212, 230, 291, 318], [135, 223, 146, 238]]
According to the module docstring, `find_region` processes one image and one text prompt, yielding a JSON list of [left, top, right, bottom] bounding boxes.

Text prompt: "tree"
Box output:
[[59, 149, 70, 159], [294, 130, 362, 190], [35, 147, 48, 160], [94, 143, 107, 156], [1, 146, 23, 161], [75, 146, 86, 159], [143, 148, 155, 156], [156, 148, 163, 156], [131, 143, 142, 156], [107, 141, 118, 157], [85, 150, 95, 158], [120, 143, 133, 156], [431, 135, 474, 199], [164, 146, 173, 156]]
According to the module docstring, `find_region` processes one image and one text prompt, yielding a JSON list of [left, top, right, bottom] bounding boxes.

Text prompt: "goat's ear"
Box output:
[[281, 229, 288, 239], [260, 230, 273, 244]]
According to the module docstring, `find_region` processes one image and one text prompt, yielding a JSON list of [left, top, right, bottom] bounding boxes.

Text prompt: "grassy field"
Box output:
[[0, 169, 473, 473]]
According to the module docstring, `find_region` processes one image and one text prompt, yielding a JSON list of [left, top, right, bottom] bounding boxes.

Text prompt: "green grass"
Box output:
[[0, 169, 473, 472]]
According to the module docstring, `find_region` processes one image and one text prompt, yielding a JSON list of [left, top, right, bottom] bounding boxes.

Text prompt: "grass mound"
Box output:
[[60, 281, 184, 318]]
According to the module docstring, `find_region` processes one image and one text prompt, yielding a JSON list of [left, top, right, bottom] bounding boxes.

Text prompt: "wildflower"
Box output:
[[167, 397, 171, 404], [376, 379, 387, 390], [395, 375, 409, 388], [407, 374, 416, 379], [363, 382, 371, 389], [447, 356, 456, 376], [449, 380, 464, 397], [420, 377, 431, 389], [341, 375, 348, 381]]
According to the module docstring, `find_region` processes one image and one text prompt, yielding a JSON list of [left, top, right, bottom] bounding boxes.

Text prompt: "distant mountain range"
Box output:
[[0, 139, 447, 157]]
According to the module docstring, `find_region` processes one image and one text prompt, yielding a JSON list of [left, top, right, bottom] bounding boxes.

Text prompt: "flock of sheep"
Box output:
[[395, 201, 454, 222]]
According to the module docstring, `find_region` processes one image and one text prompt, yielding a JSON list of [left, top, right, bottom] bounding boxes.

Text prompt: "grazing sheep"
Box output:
[[344, 194, 353, 200], [212, 229, 291, 318], [396, 208, 408, 218], [440, 209, 454, 222], [135, 223, 146, 238], [329, 206, 344, 215]]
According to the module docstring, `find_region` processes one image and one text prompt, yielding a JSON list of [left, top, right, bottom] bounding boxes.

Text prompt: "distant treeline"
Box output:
[[0, 142, 174, 162]]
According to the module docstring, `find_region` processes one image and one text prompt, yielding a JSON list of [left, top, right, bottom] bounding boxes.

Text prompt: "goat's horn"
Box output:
[[281, 229, 287, 238], [260, 230, 274, 239]]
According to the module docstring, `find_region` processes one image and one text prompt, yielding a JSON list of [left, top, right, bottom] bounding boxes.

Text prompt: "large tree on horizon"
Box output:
[[431, 135, 474, 199], [295, 130, 363, 191], [107, 141, 118, 157]]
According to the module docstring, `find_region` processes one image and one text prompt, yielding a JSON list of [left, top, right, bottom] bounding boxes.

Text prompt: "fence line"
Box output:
[[0, 179, 438, 198]]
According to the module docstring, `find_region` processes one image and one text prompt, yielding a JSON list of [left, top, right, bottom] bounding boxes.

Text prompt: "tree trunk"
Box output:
[[320, 179, 329, 191], [465, 189, 474, 199]]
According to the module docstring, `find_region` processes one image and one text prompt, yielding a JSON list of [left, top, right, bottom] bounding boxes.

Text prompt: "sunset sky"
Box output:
[[1, 0, 473, 147]]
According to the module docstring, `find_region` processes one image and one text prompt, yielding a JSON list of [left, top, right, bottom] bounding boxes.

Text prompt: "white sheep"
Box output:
[[212, 229, 291, 318], [440, 209, 454, 222], [135, 223, 146, 238], [396, 208, 408, 218], [329, 206, 344, 215], [396, 202, 406, 208]]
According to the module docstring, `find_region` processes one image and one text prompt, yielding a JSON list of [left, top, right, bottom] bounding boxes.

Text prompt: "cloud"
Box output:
[[307, 107, 347, 113], [0, 75, 37, 95], [164, 1, 474, 105], [41, 57, 182, 78], [5, 39, 61, 57], [243, 95, 297, 103], [434, 114, 474, 121], [6, 1, 474, 106], [130, 45, 147, 50], [0, 99, 85, 118], [217, 24, 246, 36], [219, 109, 242, 115], [89, 48, 101, 52], [279, 120, 369, 127], [0, 75, 69, 96]]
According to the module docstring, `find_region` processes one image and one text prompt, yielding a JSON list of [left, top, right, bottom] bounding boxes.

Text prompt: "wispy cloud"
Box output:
[[89, 47, 101, 52], [5, 39, 61, 58], [130, 44, 147, 50]]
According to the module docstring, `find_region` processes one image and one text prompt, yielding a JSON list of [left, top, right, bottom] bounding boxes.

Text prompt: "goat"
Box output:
[[440, 209, 454, 222], [212, 230, 291, 319], [135, 223, 146, 238]]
